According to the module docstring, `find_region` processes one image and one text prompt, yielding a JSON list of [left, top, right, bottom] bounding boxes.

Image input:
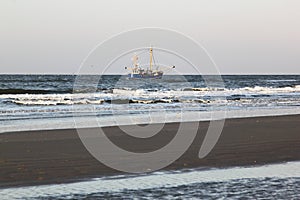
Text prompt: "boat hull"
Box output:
[[127, 73, 163, 79]]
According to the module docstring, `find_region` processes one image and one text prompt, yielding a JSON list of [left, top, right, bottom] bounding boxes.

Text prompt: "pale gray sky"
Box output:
[[0, 0, 299, 74]]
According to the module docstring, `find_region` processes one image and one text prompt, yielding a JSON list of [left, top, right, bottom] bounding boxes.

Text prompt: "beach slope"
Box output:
[[0, 115, 300, 188]]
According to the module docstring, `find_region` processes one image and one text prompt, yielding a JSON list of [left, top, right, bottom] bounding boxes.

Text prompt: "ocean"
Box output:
[[1, 74, 300, 199], [1, 74, 300, 133]]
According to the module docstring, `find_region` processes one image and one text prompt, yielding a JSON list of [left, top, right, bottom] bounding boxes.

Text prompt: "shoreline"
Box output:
[[1, 107, 300, 134], [1, 114, 300, 188]]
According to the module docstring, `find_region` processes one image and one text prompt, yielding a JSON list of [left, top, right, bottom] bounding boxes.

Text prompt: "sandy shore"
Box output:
[[0, 115, 300, 188]]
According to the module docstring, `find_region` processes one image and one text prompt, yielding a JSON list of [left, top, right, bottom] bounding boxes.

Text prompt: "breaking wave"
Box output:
[[0, 85, 300, 106]]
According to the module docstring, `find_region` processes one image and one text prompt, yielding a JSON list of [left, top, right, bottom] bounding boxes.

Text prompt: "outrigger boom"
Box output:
[[125, 47, 175, 79]]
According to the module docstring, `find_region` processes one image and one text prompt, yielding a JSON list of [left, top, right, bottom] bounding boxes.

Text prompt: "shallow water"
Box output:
[[1, 162, 299, 199]]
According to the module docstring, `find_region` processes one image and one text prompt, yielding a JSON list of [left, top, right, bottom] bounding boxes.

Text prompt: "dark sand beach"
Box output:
[[0, 115, 300, 188]]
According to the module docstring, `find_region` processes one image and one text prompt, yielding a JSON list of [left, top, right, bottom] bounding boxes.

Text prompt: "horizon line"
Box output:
[[1, 73, 300, 76]]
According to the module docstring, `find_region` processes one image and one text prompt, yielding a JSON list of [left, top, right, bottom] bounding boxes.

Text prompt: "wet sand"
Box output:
[[0, 115, 300, 188]]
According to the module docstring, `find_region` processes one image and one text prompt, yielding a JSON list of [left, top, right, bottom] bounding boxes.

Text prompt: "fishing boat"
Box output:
[[125, 47, 175, 79]]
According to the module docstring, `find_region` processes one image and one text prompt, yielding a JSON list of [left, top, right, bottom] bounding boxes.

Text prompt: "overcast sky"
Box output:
[[0, 0, 299, 74]]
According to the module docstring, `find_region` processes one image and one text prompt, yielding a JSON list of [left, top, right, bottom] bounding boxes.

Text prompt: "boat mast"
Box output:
[[132, 54, 138, 73], [149, 47, 153, 71]]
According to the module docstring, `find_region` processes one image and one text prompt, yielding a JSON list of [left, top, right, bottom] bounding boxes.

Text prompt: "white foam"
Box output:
[[1, 85, 300, 106], [265, 79, 297, 82], [1, 93, 109, 106], [1, 161, 299, 199], [11, 98, 105, 106]]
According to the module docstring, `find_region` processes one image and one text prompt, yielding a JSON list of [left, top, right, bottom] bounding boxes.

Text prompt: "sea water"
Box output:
[[1, 75, 300, 132], [0, 161, 299, 199]]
